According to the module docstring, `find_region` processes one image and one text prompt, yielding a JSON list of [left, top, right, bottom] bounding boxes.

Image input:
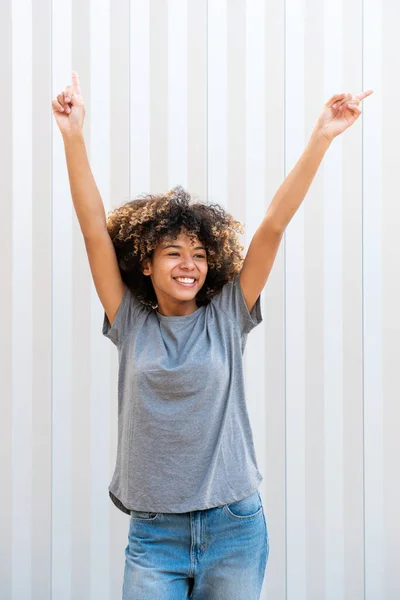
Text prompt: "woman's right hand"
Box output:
[[52, 71, 85, 136]]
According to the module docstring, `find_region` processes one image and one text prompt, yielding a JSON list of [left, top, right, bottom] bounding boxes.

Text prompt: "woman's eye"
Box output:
[[168, 253, 206, 258]]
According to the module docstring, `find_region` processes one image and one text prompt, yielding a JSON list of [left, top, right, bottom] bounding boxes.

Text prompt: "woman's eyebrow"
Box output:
[[163, 244, 206, 250]]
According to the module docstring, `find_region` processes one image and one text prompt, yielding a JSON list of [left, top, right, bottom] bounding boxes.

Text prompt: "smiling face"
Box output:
[[141, 229, 209, 316]]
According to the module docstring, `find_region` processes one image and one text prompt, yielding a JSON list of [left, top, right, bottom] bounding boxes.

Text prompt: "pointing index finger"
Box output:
[[72, 71, 82, 95], [357, 89, 374, 101]]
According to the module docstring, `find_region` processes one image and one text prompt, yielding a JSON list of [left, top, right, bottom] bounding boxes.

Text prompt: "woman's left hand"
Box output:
[[315, 90, 374, 142]]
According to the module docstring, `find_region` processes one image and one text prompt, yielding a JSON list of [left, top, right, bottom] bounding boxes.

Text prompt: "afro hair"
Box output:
[[106, 186, 245, 308]]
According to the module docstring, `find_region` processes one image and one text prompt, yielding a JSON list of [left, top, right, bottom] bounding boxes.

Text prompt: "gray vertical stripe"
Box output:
[[285, 0, 307, 597], [323, 2, 344, 597], [342, 1, 364, 598], [263, 1, 286, 598], [51, 0, 73, 596], [363, 0, 384, 597], [110, 0, 131, 597], [187, 0, 207, 200], [70, 3, 91, 598], [32, 0, 52, 597], [130, 0, 150, 196], [12, 1, 33, 598], [168, 0, 188, 188], [150, 0, 168, 193], [243, 7, 267, 600], [207, 0, 227, 207], [88, 1, 112, 597], [227, 0, 245, 225], [304, 2, 325, 598], [1, 0, 13, 596], [382, 3, 400, 599]]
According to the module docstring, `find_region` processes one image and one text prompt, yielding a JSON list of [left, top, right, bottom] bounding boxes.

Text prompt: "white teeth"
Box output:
[[175, 277, 195, 283]]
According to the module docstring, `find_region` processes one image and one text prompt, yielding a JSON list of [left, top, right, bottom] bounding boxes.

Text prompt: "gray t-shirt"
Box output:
[[102, 273, 263, 514]]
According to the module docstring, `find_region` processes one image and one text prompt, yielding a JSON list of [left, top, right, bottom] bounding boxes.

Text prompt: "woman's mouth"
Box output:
[[173, 277, 197, 288]]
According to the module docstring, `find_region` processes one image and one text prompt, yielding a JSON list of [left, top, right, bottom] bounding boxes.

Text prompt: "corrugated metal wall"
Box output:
[[1, 0, 399, 599]]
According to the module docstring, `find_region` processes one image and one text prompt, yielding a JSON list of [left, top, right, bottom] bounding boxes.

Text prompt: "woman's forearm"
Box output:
[[62, 130, 107, 239], [265, 130, 332, 233]]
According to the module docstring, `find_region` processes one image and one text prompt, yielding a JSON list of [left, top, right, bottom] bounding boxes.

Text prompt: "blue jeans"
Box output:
[[122, 489, 269, 599]]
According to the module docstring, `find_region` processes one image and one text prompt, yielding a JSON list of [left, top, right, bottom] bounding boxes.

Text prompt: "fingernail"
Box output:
[[332, 103, 337, 109], [65, 97, 70, 102]]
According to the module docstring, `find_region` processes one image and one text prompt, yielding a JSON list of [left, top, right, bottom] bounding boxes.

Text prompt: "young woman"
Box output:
[[52, 72, 372, 600]]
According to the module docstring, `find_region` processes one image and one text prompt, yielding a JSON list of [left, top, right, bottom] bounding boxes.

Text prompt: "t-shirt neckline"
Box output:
[[155, 305, 205, 322]]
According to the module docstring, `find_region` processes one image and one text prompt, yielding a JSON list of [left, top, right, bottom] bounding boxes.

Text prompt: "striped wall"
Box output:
[[2, 0, 399, 599]]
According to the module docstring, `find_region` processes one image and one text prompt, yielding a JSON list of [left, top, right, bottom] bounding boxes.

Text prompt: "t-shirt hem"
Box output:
[[109, 490, 131, 515], [109, 473, 263, 515]]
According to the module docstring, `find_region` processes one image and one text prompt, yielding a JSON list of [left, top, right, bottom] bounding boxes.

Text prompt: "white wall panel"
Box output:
[[3, 1, 399, 598]]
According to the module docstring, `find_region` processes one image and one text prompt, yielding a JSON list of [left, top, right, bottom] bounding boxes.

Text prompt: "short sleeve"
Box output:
[[210, 273, 263, 336], [102, 285, 146, 346]]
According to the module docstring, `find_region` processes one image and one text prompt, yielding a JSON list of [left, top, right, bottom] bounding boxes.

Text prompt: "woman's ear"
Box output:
[[141, 259, 151, 276]]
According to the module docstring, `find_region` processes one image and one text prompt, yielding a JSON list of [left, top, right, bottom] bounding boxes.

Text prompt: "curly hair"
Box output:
[[106, 185, 245, 308]]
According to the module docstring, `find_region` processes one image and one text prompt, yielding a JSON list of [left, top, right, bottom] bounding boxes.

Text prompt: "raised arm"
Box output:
[[52, 72, 125, 325], [240, 89, 374, 313]]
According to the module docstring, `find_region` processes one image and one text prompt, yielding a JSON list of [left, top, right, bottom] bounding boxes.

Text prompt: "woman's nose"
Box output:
[[180, 257, 195, 269]]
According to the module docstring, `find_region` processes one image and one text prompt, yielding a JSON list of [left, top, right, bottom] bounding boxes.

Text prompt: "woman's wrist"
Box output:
[[310, 126, 334, 149], [62, 128, 85, 143], [310, 125, 335, 151]]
